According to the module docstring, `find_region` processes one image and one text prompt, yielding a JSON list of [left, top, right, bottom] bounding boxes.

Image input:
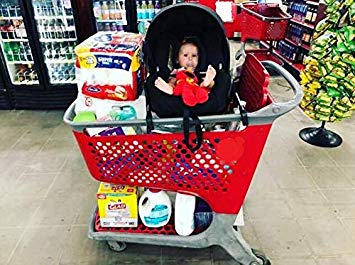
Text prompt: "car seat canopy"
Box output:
[[144, 3, 230, 77]]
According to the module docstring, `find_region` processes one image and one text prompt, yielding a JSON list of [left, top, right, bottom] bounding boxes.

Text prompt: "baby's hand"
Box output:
[[155, 77, 174, 95], [201, 65, 216, 87]]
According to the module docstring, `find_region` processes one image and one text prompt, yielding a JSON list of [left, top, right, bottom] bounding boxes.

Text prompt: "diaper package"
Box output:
[[74, 31, 145, 115]]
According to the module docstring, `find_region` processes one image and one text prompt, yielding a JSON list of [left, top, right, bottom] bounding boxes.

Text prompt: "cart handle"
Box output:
[[63, 62, 302, 132], [246, 60, 303, 121], [240, 2, 291, 22]]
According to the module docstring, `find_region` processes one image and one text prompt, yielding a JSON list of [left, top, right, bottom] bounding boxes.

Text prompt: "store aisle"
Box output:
[[0, 78, 355, 265]]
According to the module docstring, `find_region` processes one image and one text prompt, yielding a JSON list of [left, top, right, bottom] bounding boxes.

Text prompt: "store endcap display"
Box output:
[[300, 0, 355, 122]]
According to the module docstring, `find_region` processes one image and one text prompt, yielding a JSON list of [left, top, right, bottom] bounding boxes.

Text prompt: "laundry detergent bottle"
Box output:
[[138, 189, 172, 227]]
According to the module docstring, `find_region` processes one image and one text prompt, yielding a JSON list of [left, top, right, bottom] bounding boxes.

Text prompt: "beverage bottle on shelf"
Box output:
[[50, 21, 57, 39], [12, 42, 20, 61], [147, 0, 154, 20], [66, 43, 75, 60], [93, 1, 102, 19], [38, 20, 45, 39], [17, 65, 27, 82], [55, 22, 64, 38], [101, 1, 110, 19], [104, 22, 111, 31], [141, 1, 148, 19], [3, 42, 14, 61], [23, 64, 33, 81], [43, 43, 51, 59], [136, 1, 143, 20], [19, 42, 27, 61], [97, 22, 105, 31], [63, 0, 73, 15], [116, 24, 124, 32], [60, 43, 68, 60], [14, 5, 21, 16], [7, 24, 15, 39], [110, 22, 117, 31], [115, 1, 122, 19], [25, 43, 33, 61], [154, 0, 160, 15], [305, 5, 312, 23], [109, 1, 116, 19], [120, 1, 126, 21]]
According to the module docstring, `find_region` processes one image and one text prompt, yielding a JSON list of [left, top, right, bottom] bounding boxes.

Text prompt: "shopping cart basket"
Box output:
[[64, 55, 302, 264], [240, 2, 291, 42], [235, 2, 291, 71]]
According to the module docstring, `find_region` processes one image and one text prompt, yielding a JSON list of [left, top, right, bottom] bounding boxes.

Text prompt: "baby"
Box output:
[[154, 37, 216, 107]]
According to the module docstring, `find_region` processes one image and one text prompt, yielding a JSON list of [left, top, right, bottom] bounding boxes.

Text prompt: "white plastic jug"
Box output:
[[175, 192, 195, 236], [138, 189, 172, 227]]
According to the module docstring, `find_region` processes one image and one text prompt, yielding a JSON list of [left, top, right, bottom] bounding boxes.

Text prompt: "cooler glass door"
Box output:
[[0, 0, 39, 85], [92, 0, 128, 32], [31, 0, 77, 85]]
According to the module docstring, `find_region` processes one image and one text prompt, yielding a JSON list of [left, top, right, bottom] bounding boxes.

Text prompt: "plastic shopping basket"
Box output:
[[240, 3, 291, 42]]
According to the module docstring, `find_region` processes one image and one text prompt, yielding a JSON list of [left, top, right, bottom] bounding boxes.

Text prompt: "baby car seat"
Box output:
[[143, 3, 232, 118]]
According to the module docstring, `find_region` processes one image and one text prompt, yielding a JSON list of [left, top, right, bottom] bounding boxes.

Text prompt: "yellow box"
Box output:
[[97, 183, 138, 227]]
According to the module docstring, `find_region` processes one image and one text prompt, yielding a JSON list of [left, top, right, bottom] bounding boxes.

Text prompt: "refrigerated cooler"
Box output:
[[0, 0, 79, 109], [0, 1, 40, 86], [32, 0, 77, 85]]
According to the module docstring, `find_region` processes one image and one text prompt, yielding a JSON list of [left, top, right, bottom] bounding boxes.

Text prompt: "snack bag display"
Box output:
[[97, 183, 138, 227]]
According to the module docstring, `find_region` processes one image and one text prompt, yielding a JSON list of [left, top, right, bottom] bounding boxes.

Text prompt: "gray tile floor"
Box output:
[[1, 52, 355, 265]]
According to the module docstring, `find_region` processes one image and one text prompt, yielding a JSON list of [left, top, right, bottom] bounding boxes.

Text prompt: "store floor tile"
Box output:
[[1, 46, 355, 265]]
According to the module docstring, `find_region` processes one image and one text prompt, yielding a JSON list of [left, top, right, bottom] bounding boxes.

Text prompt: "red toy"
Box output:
[[172, 68, 210, 107]]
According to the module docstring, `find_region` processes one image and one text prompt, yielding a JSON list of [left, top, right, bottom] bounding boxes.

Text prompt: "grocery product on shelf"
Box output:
[[270, 0, 324, 73], [31, 0, 77, 85], [299, 0, 355, 122], [93, 0, 127, 32]]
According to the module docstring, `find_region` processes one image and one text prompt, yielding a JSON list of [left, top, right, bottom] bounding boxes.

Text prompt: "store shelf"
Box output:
[[290, 18, 315, 29], [285, 37, 310, 50], [274, 50, 305, 71], [137, 18, 152, 22], [50, 79, 76, 84], [306, 1, 319, 6], [13, 80, 39, 85], [1, 38, 29, 42], [39, 38, 77, 42], [0, 16, 22, 20], [34, 15, 74, 20], [96, 19, 127, 25], [45, 59, 75, 64], [7, 60, 34, 64]]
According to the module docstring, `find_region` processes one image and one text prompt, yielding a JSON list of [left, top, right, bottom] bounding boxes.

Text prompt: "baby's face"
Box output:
[[177, 43, 199, 70]]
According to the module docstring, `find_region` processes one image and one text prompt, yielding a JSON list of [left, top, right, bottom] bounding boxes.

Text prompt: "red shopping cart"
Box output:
[[64, 3, 302, 265], [235, 2, 291, 67]]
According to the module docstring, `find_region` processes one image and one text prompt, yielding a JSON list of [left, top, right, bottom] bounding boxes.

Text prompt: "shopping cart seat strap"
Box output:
[[183, 109, 203, 152]]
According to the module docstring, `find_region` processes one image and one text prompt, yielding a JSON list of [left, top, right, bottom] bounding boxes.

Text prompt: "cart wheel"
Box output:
[[107, 240, 127, 252], [251, 249, 271, 265]]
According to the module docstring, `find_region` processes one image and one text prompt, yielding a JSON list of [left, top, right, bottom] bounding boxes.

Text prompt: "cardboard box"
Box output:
[[97, 183, 138, 227]]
